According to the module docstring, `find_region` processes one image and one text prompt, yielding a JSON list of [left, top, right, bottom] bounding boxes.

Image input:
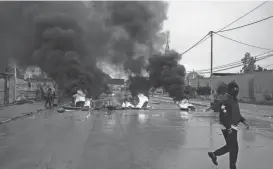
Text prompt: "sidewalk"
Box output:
[[0, 101, 45, 124]]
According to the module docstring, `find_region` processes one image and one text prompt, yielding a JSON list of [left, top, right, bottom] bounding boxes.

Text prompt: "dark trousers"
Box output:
[[214, 129, 238, 169], [45, 98, 52, 107]]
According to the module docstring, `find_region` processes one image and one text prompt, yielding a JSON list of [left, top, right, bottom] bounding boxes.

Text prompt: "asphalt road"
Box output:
[[0, 102, 273, 169]]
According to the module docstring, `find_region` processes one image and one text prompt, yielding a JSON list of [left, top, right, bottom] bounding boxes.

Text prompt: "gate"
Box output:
[[0, 77, 5, 105], [0, 74, 9, 106]]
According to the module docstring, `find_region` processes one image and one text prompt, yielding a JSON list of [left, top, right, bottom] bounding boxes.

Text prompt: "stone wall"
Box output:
[[190, 70, 273, 101]]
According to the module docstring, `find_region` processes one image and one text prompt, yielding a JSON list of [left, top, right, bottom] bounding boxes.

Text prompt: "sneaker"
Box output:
[[208, 152, 218, 166]]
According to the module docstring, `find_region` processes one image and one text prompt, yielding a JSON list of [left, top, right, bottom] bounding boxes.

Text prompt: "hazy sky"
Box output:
[[163, 1, 273, 75]]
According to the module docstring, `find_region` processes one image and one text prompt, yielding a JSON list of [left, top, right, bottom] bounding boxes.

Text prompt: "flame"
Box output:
[[177, 99, 194, 110], [121, 93, 149, 109], [121, 101, 135, 108], [136, 93, 149, 108], [73, 89, 92, 108]]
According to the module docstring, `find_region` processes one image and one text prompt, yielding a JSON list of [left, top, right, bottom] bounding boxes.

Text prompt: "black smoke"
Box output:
[[128, 75, 150, 98], [147, 51, 186, 101], [0, 1, 168, 98], [103, 1, 168, 74]]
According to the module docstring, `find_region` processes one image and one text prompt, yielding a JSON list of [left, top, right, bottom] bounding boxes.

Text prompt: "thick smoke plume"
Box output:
[[128, 75, 150, 98], [147, 51, 186, 101], [103, 1, 168, 74], [0, 1, 168, 98]]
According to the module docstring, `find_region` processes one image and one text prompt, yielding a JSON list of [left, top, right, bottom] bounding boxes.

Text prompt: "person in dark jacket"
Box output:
[[44, 88, 53, 108], [208, 81, 249, 169]]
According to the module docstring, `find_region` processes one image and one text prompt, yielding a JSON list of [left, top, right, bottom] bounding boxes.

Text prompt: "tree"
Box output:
[[240, 52, 268, 73], [240, 52, 257, 73]]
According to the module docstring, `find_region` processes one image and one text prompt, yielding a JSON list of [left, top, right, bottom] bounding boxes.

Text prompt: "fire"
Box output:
[[177, 99, 195, 111], [135, 93, 149, 108], [73, 90, 92, 108], [74, 90, 85, 104], [121, 93, 149, 109], [121, 101, 135, 108]]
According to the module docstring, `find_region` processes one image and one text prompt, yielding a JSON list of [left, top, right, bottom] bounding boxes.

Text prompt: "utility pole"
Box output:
[[14, 64, 17, 102], [210, 31, 213, 103], [165, 31, 170, 54]]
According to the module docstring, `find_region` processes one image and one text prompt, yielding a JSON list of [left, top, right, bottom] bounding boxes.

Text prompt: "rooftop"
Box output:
[[212, 73, 239, 76]]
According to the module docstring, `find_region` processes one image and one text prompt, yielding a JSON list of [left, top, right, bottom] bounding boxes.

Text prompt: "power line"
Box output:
[[217, 15, 273, 33], [206, 53, 273, 73], [215, 33, 272, 51], [218, 1, 268, 31], [179, 1, 268, 57], [181, 33, 210, 56], [195, 50, 273, 72], [198, 52, 273, 73]]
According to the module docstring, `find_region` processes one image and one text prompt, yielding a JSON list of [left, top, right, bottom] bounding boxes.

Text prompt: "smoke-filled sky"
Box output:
[[0, 1, 168, 96], [164, 1, 273, 75]]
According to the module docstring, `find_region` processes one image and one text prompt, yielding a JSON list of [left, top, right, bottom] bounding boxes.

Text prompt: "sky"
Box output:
[[163, 0, 273, 76]]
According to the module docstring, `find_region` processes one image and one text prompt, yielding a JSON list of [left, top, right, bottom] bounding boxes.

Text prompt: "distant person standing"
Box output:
[[208, 81, 250, 169], [44, 88, 53, 108]]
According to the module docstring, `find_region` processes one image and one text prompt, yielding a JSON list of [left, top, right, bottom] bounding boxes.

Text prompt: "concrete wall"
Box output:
[[190, 70, 273, 101]]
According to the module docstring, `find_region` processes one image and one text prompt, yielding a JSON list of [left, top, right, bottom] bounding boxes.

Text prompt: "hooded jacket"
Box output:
[[219, 93, 245, 129]]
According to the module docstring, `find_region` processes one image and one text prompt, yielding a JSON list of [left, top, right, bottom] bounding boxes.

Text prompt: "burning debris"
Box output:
[[177, 99, 195, 111], [121, 93, 149, 109], [72, 90, 90, 107], [120, 75, 150, 109], [128, 75, 150, 98]]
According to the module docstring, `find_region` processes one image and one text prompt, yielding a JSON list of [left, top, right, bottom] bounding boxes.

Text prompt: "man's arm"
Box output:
[[238, 103, 250, 128], [240, 114, 250, 129]]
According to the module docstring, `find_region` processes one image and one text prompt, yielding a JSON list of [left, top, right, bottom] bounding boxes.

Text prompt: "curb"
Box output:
[[0, 108, 45, 125], [151, 96, 209, 107], [191, 102, 208, 107]]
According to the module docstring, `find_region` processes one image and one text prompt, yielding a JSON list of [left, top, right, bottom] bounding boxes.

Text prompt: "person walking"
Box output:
[[44, 88, 53, 108], [208, 81, 249, 169]]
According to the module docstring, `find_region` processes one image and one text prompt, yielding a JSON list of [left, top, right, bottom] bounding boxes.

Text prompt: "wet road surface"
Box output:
[[0, 103, 273, 169]]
